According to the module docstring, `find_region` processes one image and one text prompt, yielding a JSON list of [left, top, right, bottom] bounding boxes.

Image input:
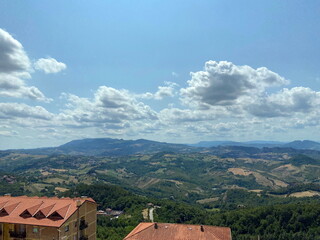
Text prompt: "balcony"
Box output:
[[9, 231, 26, 238], [79, 220, 88, 230]]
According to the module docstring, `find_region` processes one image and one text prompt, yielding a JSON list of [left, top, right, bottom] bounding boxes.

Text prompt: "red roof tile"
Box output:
[[0, 201, 8, 209], [124, 222, 232, 240], [41, 203, 56, 216], [53, 204, 71, 219], [26, 202, 44, 215], [3, 202, 20, 214], [0, 195, 96, 227]]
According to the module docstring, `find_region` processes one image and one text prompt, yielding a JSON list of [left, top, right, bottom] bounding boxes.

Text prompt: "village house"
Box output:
[[124, 222, 232, 240], [97, 208, 124, 219], [0, 195, 97, 240]]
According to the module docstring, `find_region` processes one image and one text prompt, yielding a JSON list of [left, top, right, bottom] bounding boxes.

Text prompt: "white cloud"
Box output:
[[0, 28, 50, 101], [0, 74, 25, 90], [0, 130, 18, 137], [172, 72, 179, 77], [0, 73, 51, 102], [0, 103, 54, 120], [180, 60, 289, 107], [159, 107, 229, 123], [138, 82, 178, 100], [154, 86, 175, 99], [59, 86, 157, 129], [24, 86, 52, 102], [247, 87, 320, 117], [34, 57, 67, 74], [1, 54, 320, 148], [0, 28, 31, 73]]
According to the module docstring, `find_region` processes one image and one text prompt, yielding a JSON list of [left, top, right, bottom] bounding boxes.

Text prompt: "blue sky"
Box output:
[[0, 0, 320, 149]]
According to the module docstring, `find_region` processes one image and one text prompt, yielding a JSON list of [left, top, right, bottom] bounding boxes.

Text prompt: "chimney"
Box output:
[[154, 223, 158, 229], [76, 200, 82, 207], [200, 225, 204, 232]]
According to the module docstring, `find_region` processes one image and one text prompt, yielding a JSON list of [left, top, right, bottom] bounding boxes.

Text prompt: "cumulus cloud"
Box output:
[[247, 87, 320, 117], [34, 57, 67, 74], [153, 85, 175, 100], [138, 82, 178, 100], [0, 103, 54, 120], [59, 86, 157, 128], [180, 60, 289, 107], [0, 74, 25, 90], [0, 73, 51, 102], [1, 52, 320, 147], [159, 107, 229, 123], [0, 28, 50, 101], [0, 28, 31, 73], [51, 61, 320, 143]]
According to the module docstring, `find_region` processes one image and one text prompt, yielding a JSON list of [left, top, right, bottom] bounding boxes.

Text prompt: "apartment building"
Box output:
[[0, 195, 97, 240]]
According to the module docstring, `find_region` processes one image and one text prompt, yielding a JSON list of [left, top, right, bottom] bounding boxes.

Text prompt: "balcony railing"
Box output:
[[9, 231, 26, 238]]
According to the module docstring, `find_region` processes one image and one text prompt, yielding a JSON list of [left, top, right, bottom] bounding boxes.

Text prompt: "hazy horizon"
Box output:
[[2, 137, 320, 151], [1, 1, 320, 149]]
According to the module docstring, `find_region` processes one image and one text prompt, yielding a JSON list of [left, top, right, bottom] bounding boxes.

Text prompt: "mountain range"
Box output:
[[9, 138, 196, 156], [190, 140, 320, 150], [5, 138, 320, 156]]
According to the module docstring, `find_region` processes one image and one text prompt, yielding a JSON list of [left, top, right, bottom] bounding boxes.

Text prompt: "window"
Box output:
[[0, 209, 8, 217], [64, 225, 69, 232], [32, 226, 39, 233], [20, 210, 32, 218], [48, 211, 63, 220], [34, 211, 46, 219]]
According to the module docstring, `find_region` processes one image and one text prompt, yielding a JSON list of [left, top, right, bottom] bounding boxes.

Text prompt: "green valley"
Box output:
[[2, 139, 320, 239]]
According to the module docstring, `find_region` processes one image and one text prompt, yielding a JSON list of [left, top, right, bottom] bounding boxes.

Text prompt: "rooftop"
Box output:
[[124, 222, 232, 240], [0, 195, 95, 227]]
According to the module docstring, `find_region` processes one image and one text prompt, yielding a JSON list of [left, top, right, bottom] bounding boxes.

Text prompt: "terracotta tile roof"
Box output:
[[124, 222, 232, 240], [0, 195, 96, 227], [39, 203, 56, 216], [3, 202, 20, 214], [55, 204, 71, 219], [25, 202, 44, 215], [0, 201, 8, 209]]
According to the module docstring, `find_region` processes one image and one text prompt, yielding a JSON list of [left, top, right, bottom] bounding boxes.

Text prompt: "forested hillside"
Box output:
[[62, 184, 320, 240], [1, 146, 320, 239]]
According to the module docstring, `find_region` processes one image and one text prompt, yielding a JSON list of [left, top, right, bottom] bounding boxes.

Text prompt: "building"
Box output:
[[97, 208, 124, 219], [0, 195, 97, 240], [124, 222, 232, 240]]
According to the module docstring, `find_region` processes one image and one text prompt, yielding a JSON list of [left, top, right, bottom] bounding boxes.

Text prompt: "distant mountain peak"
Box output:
[[284, 140, 320, 150]]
